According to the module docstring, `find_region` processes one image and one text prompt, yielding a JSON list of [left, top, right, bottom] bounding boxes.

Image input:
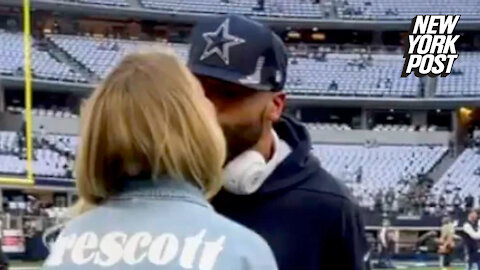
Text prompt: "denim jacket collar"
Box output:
[[111, 177, 211, 209]]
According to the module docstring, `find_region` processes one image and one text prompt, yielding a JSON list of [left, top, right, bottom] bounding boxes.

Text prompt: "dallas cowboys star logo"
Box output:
[[200, 18, 245, 65]]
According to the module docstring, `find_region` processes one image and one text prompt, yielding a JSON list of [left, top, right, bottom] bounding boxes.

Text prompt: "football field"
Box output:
[[374, 267, 465, 270], [380, 268, 462, 270], [7, 266, 465, 270], [8, 261, 466, 270]]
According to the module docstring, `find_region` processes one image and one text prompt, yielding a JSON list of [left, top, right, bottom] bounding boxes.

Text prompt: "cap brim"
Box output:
[[189, 63, 273, 92]]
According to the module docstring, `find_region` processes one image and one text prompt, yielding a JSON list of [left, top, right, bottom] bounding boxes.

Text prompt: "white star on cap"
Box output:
[[200, 18, 245, 65]]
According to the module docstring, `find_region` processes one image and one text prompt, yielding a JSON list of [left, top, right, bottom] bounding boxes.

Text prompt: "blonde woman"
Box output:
[[41, 49, 278, 270], [438, 217, 456, 270]]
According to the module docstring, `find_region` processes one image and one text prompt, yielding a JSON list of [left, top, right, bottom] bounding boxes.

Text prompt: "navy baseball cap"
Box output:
[[188, 14, 288, 92]]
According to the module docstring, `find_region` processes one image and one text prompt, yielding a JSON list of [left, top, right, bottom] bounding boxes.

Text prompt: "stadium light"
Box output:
[[312, 33, 326, 41], [459, 107, 474, 125], [460, 107, 473, 116]]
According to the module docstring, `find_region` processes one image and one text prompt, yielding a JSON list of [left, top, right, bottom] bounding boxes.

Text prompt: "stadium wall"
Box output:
[[310, 130, 452, 145]]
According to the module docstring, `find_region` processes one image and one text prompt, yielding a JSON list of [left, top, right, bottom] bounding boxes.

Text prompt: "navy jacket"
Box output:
[[212, 116, 367, 270]]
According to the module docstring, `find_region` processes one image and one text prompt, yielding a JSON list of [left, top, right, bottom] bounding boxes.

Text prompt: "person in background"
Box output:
[[188, 14, 367, 270], [439, 194, 447, 215], [463, 209, 480, 270], [378, 219, 395, 269], [466, 194, 474, 212], [356, 166, 363, 183], [385, 188, 395, 212], [438, 217, 456, 270], [42, 49, 278, 270], [375, 190, 384, 213], [328, 80, 338, 91], [0, 219, 8, 270], [453, 193, 462, 209]]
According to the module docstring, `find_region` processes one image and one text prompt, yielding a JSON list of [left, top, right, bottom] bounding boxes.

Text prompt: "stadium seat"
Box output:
[[337, 0, 480, 21], [312, 144, 448, 208], [433, 148, 480, 200], [0, 30, 87, 83], [436, 52, 480, 97]]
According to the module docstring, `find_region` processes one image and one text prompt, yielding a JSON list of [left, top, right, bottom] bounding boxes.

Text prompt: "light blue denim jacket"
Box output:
[[41, 179, 278, 270]]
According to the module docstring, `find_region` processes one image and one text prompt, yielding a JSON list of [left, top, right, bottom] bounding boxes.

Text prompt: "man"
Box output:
[[463, 209, 480, 270], [452, 192, 462, 218], [466, 193, 474, 211], [0, 80, 4, 113], [453, 193, 462, 209], [439, 194, 446, 215], [356, 165, 363, 183], [188, 14, 367, 270], [375, 190, 384, 213], [385, 188, 395, 212]]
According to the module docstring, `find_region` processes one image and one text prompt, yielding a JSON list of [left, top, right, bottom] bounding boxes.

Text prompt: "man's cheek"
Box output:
[[216, 110, 247, 127]]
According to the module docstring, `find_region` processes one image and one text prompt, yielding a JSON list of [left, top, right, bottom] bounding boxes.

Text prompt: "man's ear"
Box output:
[[268, 92, 286, 122]]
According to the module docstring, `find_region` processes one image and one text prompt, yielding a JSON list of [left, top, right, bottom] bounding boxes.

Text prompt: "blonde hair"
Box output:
[[75, 48, 226, 210], [441, 222, 455, 240]]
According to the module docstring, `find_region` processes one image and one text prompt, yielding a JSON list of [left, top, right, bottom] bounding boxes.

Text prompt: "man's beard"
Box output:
[[221, 121, 263, 164]]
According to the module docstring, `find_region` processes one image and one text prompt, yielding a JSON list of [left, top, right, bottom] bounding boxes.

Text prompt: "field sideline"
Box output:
[[7, 266, 466, 270], [8, 261, 465, 270], [373, 267, 465, 270], [8, 266, 466, 270]]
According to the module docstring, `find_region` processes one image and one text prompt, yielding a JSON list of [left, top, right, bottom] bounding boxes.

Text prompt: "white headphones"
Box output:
[[223, 130, 291, 195], [223, 150, 268, 195]]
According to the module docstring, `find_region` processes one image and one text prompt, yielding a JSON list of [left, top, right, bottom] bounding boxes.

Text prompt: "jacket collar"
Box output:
[[112, 178, 211, 209], [256, 115, 319, 194]]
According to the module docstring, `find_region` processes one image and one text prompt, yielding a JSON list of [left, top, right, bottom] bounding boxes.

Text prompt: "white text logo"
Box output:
[[402, 15, 461, 77], [45, 230, 226, 270]]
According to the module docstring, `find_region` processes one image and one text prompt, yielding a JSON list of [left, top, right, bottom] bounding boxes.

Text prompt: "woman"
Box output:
[[378, 219, 394, 269], [42, 49, 277, 270], [438, 216, 456, 270]]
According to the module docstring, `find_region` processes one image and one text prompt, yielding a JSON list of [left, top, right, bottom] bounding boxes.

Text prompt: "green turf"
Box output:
[[10, 261, 43, 267], [8, 262, 466, 270], [374, 268, 463, 270]]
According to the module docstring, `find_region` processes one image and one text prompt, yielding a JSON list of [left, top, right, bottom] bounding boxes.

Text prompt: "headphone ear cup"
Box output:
[[223, 150, 267, 195]]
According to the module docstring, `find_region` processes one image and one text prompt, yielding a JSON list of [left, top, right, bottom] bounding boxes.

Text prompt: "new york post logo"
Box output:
[[401, 15, 460, 78]]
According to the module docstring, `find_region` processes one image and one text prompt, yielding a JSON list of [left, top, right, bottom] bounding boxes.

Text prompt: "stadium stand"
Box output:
[[286, 53, 422, 97], [0, 131, 25, 175], [305, 122, 352, 131], [436, 52, 480, 97], [47, 35, 189, 79], [54, 0, 129, 7], [140, 0, 328, 18], [0, 31, 87, 83], [48, 34, 421, 97], [0, 131, 76, 180], [36, 0, 480, 21], [4, 32, 480, 98], [78, 0, 129, 7], [7, 106, 78, 119], [312, 144, 448, 208], [40, 0, 330, 18], [432, 147, 480, 200], [34, 133, 77, 179], [337, 0, 480, 20], [373, 124, 438, 132], [373, 124, 415, 132]]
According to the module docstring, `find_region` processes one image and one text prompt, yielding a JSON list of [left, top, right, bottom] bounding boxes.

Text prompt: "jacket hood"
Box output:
[[256, 115, 319, 194]]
